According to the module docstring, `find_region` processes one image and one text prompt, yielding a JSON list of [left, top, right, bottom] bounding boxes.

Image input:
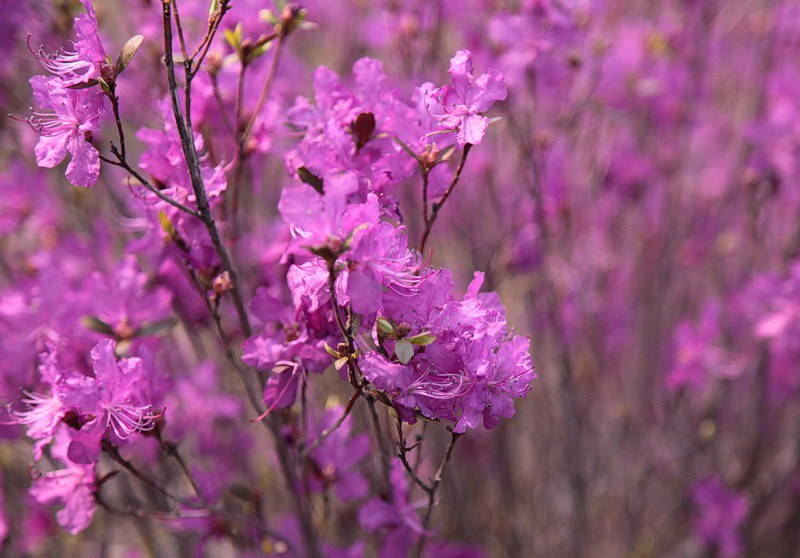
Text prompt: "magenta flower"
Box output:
[[428, 50, 507, 146], [667, 301, 740, 392], [360, 268, 536, 432], [85, 255, 173, 340], [244, 311, 330, 413], [73, 339, 158, 442], [692, 477, 748, 558], [359, 459, 427, 556], [9, 343, 65, 461], [345, 222, 423, 316], [28, 76, 105, 187], [457, 335, 534, 432], [46, 339, 157, 465], [303, 406, 370, 500], [279, 171, 380, 255], [29, 434, 96, 535], [31, 0, 107, 87], [136, 99, 227, 207]]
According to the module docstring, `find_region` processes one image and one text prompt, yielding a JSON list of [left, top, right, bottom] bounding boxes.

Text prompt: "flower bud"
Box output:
[[212, 271, 233, 295]]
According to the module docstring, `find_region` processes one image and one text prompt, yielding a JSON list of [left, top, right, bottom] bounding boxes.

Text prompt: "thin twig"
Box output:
[[421, 169, 431, 226], [95, 491, 209, 520], [100, 151, 201, 218], [99, 81, 200, 218], [241, 34, 285, 142], [101, 441, 189, 506], [160, 438, 207, 505], [419, 143, 472, 254], [413, 431, 462, 558], [189, 1, 231, 78], [229, 31, 283, 226], [367, 394, 393, 497], [396, 417, 433, 493], [299, 386, 361, 458], [109, 86, 127, 160], [171, 0, 189, 62]]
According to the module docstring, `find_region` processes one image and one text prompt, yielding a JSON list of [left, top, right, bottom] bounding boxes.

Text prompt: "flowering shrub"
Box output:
[[1, 1, 800, 557]]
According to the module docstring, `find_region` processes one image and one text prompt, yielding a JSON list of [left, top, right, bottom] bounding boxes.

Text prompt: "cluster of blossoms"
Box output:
[[244, 53, 530, 440], [1, 1, 532, 556], [15, 340, 157, 533]]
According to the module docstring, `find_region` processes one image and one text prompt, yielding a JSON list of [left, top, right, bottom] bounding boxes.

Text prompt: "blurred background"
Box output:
[[2, 0, 800, 556]]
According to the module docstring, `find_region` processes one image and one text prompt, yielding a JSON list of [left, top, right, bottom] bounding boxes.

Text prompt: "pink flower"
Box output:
[[359, 459, 426, 534], [31, 0, 107, 87], [72, 339, 158, 442], [8, 344, 65, 461], [29, 434, 96, 535], [279, 171, 380, 255], [28, 76, 105, 187], [692, 477, 748, 558], [428, 50, 507, 146]]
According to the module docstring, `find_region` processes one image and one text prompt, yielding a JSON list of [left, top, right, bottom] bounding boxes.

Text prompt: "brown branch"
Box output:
[[161, 6, 321, 555], [188, 0, 231, 78], [161, 0, 252, 339], [100, 150, 201, 218], [101, 440, 190, 507]]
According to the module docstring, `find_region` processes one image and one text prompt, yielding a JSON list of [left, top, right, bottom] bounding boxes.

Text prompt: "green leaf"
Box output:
[[414, 410, 441, 423], [323, 342, 339, 358], [137, 317, 178, 337], [407, 331, 436, 346], [394, 339, 414, 365], [97, 77, 112, 96], [376, 316, 396, 336], [114, 339, 133, 358], [334, 356, 349, 371], [296, 20, 319, 31], [227, 483, 256, 502], [308, 244, 337, 261], [423, 127, 458, 138], [349, 314, 362, 336], [393, 137, 420, 161], [369, 389, 395, 408], [158, 211, 176, 238], [436, 145, 457, 165], [67, 79, 99, 90], [342, 223, 369, 250], [224, 24, 243, 50], [358, 333, 378, 351], [259, 9, 280, 24], [249, 39, 274, 60], [80, 316, 115, 336]]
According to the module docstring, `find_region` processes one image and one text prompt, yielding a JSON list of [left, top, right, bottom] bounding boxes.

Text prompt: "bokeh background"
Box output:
[[2, 0, 800, 556]]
